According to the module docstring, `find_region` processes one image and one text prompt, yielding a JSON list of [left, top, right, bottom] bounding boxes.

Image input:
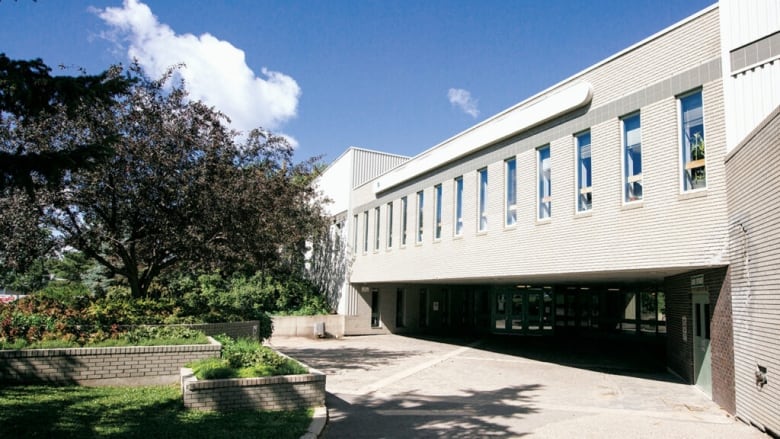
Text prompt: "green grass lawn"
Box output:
[[0, 384, 312, 439]]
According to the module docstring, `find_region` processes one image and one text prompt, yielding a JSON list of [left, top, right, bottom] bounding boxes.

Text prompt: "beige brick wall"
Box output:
[[182, 368, 326, 411], [0, 340, 220, 385]]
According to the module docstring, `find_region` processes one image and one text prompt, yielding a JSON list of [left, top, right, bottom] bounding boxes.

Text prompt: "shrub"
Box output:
[[187, 335, 307, 380]]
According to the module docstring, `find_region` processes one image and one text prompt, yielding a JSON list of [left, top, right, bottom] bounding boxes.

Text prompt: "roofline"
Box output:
[[371, 2, 719, 193]]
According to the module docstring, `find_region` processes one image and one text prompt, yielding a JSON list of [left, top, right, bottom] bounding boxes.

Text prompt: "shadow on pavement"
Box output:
[[325, 384, 541, 438], [272, 346, 417, 374], [409, 333, 679, 383]]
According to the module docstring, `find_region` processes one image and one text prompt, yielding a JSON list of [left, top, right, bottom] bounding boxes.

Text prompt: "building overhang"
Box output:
[[372, 81, 593, 194]]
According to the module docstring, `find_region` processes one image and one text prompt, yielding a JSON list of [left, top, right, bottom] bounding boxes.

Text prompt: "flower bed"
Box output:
[[180, 362, 325, 412]]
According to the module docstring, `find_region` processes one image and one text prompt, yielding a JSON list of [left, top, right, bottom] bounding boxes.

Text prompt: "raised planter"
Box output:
[[0, 337, 221, 386], [180, 360, 326, 412]]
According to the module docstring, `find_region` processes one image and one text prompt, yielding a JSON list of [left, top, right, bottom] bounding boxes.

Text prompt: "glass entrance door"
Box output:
[[692, 288, 712, 397], [493, 287, 554, 334]]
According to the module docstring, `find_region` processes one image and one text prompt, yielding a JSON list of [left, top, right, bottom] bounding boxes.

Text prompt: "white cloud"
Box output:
[[96, 0, 300, 136], [447, 88, 479, 118]]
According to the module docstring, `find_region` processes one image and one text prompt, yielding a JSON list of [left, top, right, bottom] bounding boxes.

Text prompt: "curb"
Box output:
[[300, 406, 328, 439]]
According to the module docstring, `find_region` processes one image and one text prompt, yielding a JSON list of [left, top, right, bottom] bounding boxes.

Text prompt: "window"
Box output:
[[478, 168, 488, 231], [454, 177, 464, 236], [576, 131, 592, 212], [680, 91, 705, 191], [622, 114, 642, 202], [386, 202, 393, 248], [538, 145, 551, 219], [434, 184, 443, 240], [416, 190, 424, 243], [505, 158, 517, 225], [352, 214, 358, 251], [362, 211, 369, 253], [371, 289, 380, 328], [401, 196, 408, 246], [374, 206, 380, 251], [395, 288, 405, 328]]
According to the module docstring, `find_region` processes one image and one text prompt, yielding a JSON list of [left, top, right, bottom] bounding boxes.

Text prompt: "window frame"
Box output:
[[373, 206, 381, 251], [400, 196, 408, 247], [621, 112, 643, 203], [434, 184, 443, 240], [454, 176, 464, 236], [575, 131, 592, 213], [362, 210, 369, 254], [537, 145, 551, 220], [505, 158, 517, 226], [416, 190, 424, 244], [678, 89, 706, 192], [352, 214, 359, 252], [477, 168, 488, 232], [386, 201, 394, 249]]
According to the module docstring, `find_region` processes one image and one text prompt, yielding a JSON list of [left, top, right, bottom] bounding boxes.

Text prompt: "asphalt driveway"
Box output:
[[269, 334, 766, 438]]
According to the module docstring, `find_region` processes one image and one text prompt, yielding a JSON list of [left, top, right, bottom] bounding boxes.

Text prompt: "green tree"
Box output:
[[40, 66, 328, 298]]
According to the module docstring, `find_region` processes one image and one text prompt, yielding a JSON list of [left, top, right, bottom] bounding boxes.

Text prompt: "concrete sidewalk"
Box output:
[[270, 334, 767, 438]]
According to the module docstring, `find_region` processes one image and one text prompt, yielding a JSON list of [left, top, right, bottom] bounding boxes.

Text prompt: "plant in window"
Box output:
[[690, 133, 705, 161], [687, 132, 706, 188]]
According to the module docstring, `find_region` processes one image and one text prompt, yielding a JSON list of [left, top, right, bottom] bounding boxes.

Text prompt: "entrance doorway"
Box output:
[[493, 287, 553, 335], [692, 285, 712, 396]]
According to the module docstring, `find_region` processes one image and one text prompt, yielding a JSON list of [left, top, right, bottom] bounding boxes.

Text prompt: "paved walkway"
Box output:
[[270, 334, 767, 438]]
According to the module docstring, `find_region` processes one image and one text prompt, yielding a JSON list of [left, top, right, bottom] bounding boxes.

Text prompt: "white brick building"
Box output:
[[315, 1, 780, 433]]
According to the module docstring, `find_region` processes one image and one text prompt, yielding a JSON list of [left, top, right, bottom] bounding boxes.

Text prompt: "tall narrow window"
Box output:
[[434, 184, 443, 240], [374, 206, 380, 251], [680, 91, 705, 191], [401, 196, 408, 246], [538, 146, 551, 219], [576, 131, 592, 212], [416, 190, 424, 243], [505, 158, 517, 226], [362, 211, 369, 253], [478, 168, 488, 232], [454, 177, 464, 236], [386, 202, 394, 248], [622, 113, 642, 202], [352, 214, 359, 251]]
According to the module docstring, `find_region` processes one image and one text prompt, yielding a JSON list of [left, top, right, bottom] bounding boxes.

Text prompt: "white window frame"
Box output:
[[505, 158, 517, 226], [386, 201, 393, 249], [434, 184, 443, 240], [478, 168, 488, 232], [416, 190, 424, 244], [621, 112, 643, 203], [352, 214, 359, 252], [575, 131, 592, 213], [454, 176, 464, 236], [374, 206, 381, 251], [537, 145, 551, 220], [362, 211, 369, 254], [400, 196, 408, 247], [678, 89, 706, 192]]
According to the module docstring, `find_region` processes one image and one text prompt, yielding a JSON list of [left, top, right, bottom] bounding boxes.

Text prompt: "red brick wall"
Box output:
[[710, 267, 736, 414], [664, 267, 735, 414]]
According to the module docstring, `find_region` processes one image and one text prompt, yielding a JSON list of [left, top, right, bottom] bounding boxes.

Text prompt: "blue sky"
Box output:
[[0, 0, 714, 163]]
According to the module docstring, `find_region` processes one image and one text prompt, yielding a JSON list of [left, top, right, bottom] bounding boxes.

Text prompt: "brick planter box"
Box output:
[[0, 337, 221, 386], [181, 361, 326, 412]]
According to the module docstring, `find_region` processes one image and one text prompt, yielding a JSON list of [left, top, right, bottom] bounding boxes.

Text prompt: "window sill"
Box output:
[[476, 230, 489, 236], [621, 201, 644, 210], [453, 234, 464, 240], [503, 224, 518, 231], [574, 210, 593, 218], [678, 189, 708, 200], [536, 218, 552, 225]]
